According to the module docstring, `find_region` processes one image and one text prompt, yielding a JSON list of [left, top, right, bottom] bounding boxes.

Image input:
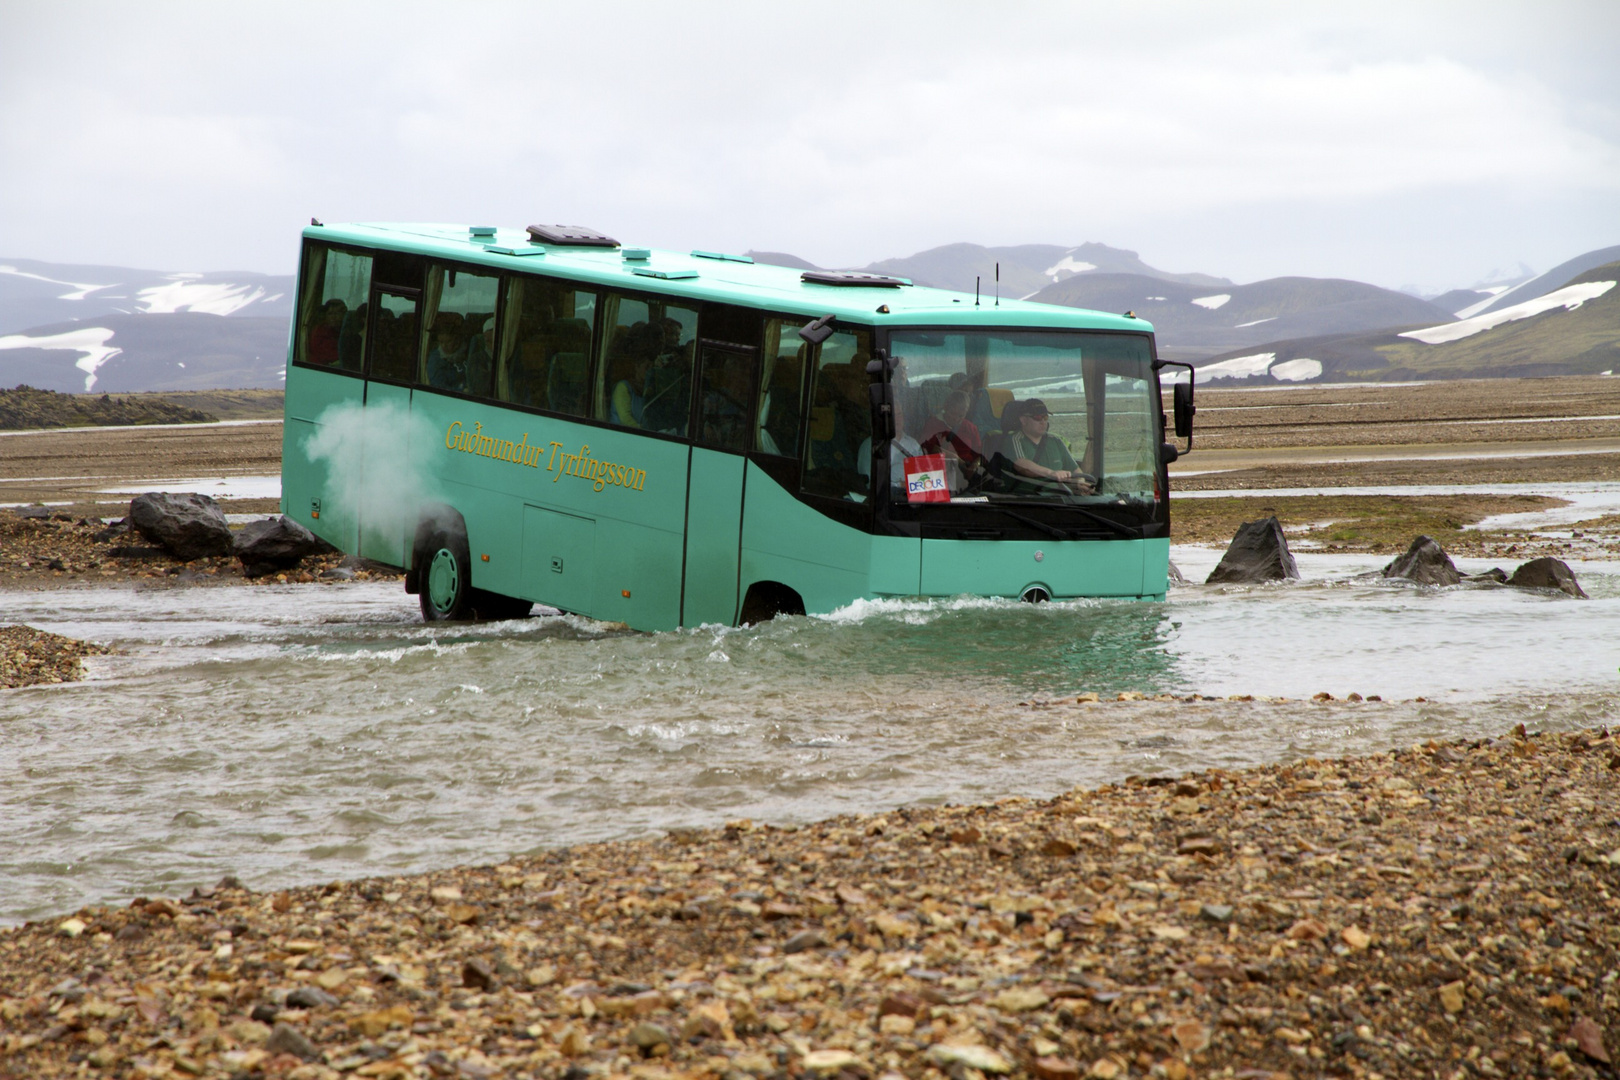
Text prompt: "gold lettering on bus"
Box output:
[[444, 421, 646, 493]]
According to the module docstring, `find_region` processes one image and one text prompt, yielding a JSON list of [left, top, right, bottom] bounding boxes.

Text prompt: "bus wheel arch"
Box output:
[[738, 581, 806, 625], [414, 505, 473, 621]]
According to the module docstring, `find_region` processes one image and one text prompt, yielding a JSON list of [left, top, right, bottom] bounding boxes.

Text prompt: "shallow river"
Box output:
[[5, 549, 1618, 923]]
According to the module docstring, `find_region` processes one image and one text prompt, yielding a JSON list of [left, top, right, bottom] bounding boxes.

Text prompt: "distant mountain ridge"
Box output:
[[1191, 258, 1620, 383], [1029, 272, 1457, 358], [858, 241, 1231, 297]]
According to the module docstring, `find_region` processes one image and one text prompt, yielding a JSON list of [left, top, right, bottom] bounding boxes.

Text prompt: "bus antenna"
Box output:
[[995, 262, 1000, 307], [975, 276, 980, 307]]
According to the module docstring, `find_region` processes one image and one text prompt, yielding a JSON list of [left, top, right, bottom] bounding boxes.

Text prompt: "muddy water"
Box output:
[[4, 555, 1618, 923]]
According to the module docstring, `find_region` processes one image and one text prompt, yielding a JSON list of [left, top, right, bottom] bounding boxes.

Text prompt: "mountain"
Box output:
[[1462, 244, 1620, 318], [1029, 273, 1457, 357], [1427, 288, 1499, 316], [857, 241, 1230, 298], [744, 250, 823, 271], [0, 259, 292, 334], [0, 259, 294, 392], [0, 312, 289, 393], [1190, 260, 1620, 383]]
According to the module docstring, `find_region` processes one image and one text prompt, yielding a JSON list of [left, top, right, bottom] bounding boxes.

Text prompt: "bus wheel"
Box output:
[[419, 529, 473, 621], [739, 582, 805, 625]]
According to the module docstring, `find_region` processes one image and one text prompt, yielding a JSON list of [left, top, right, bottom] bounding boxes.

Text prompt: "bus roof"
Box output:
[[306, 222, 1156, 334]]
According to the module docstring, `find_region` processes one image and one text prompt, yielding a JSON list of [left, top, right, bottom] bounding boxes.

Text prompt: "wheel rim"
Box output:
[[427, 547, 460, 613]]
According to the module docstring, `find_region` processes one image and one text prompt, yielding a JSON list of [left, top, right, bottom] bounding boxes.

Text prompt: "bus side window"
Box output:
[[756, 317, 808, 457], [420, 264, 499, 397], [800, 330, 872, 500], [367, 290, 420, 382], [497, 275, 598, 416], [294, 244, 372, 373], [596, 293, 696, 435]]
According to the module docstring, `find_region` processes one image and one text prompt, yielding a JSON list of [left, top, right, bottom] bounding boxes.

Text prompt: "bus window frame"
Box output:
[[289, 239, 375, 380], [869, 324, 1169, 540]]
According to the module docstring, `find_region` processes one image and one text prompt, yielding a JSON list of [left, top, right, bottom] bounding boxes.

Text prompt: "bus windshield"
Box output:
[[888, 330, 1160, 509]]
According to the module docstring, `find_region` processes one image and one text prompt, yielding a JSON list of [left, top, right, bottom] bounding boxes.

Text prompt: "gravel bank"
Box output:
[[4, 725, 1616, 1080], [0, 624, 110, 689]]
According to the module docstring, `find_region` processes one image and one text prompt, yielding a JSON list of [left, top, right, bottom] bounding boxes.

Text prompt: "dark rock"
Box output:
[[250, 1003, 279, 1024], [461, 957, 497, 991], [129, 492, 233, 560], [318, 567, 357, 581], [1381, 535, 1460, 585], [1465, 567, 1508, 583], [1507, 557, 1586, 598], [1166, 560, 1186, 586], [92, 519, 130, 542], [264, 1021, 320, 1061], [17, 506, 50, 520], [1205, 516, 1299, 585], [286, 986, 339, 1009], [782, 929, 826, 954], [233, 515, 324, 577]]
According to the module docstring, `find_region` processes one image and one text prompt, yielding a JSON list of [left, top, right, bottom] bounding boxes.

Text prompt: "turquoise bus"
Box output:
[[281, 222, 1195, 631]]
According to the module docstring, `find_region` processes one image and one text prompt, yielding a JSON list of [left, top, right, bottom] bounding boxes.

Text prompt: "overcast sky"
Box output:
[[3, 1, 1617, 292]]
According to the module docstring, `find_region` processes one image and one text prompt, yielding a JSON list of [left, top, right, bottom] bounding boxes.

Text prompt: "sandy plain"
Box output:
[[3, 377, 1619, 1079]]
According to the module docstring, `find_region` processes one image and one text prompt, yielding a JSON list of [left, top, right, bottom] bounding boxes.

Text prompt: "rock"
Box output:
[[1381, 535, 1460, 585], [628, 1021, 672, 1051], [802, 1049, 863, 1074], [462, 958, 496, 991], [250, 1004, 278, 1024], [1571, 1016, 1611, 1064], [233, 516, 325, 578], [928, 1043, 1013, 1074], [56, 918, 86, 938], [782, 929, 826, 954], [1438, 980, 1466, 1014], [879, 992, 925, 1019], [1341, 926, 1372, 950], [1465, 567, 1508, 583], [1506, 557, 1586, 598], [989, 987, 1050, 1012], [263, 1021, 319, 1061], [1205, 516, 1299, 584], [285, 986, 338, 1009], [1199, 903, 1234, 923], [1033, 1057, 1081, 1080], [129, 492, 233, 560]]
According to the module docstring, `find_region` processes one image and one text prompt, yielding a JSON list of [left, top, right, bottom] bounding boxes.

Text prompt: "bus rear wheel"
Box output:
[[419, 529, 473, 621]]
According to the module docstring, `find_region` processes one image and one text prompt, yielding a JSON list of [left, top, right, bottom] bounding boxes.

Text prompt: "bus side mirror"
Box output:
[[1173, 381, 1195, 440], [869, 381, 895, 441]]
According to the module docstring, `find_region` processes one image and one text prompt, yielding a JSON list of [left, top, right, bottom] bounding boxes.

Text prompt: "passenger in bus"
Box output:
[[307, 299, 345, 364], [856, 399, 924, 492], [1001, 399, 1094, 494], [464, 316, 495, 394], [919, 389, 985, 492], [807, 363, 864, 475], [609, 348, 654, 428], [425, 313, 470, 391], [338, 303, 368, 369]]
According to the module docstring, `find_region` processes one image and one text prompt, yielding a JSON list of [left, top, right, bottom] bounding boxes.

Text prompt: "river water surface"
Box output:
[[5, 550, 1618, 923]]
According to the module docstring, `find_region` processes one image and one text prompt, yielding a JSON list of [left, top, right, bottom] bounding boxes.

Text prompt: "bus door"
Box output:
[[682, 342, 757, 626], [359, 280, 422, 568]]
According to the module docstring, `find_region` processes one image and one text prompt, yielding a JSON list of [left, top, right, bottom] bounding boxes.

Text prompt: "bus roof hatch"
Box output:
[[526, 224, 621, 247], [801, 271, 912, 288]]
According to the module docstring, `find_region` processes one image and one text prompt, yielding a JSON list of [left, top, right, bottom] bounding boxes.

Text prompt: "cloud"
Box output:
[[0, 1, 1616, 288]]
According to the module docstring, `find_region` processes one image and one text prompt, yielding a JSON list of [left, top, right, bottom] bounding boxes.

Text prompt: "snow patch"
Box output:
[[1191, 294, 1231, 310], [1198, 352, 1275, 381], [1269, 358, 1322, 382], [1234, 316, 1276, 328], [0, 327, 122, 390], [1044, 256, 1097, 279], [1145, 296, 1167, 301], [1400, 281, 1616, 345], [0, 264, 118, 301], [136, 281, 268, 315]]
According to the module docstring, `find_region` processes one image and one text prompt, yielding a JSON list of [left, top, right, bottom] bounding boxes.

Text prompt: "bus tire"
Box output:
[[418, 523, 473, 622], [738, 582, 805, 625]]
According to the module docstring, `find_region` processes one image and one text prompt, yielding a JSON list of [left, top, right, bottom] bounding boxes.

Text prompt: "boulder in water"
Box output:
[[1506, 557, 1587, 598], [1464, 567, 1508, 584], [1206, 516, 1299, 584], [1381, 535, 1460, 586], [129, 492, 233, 561], [233, 515, 327, 578]]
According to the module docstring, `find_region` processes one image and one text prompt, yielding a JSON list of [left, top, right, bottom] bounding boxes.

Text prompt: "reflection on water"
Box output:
[[3, 555, 1618, 923]]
